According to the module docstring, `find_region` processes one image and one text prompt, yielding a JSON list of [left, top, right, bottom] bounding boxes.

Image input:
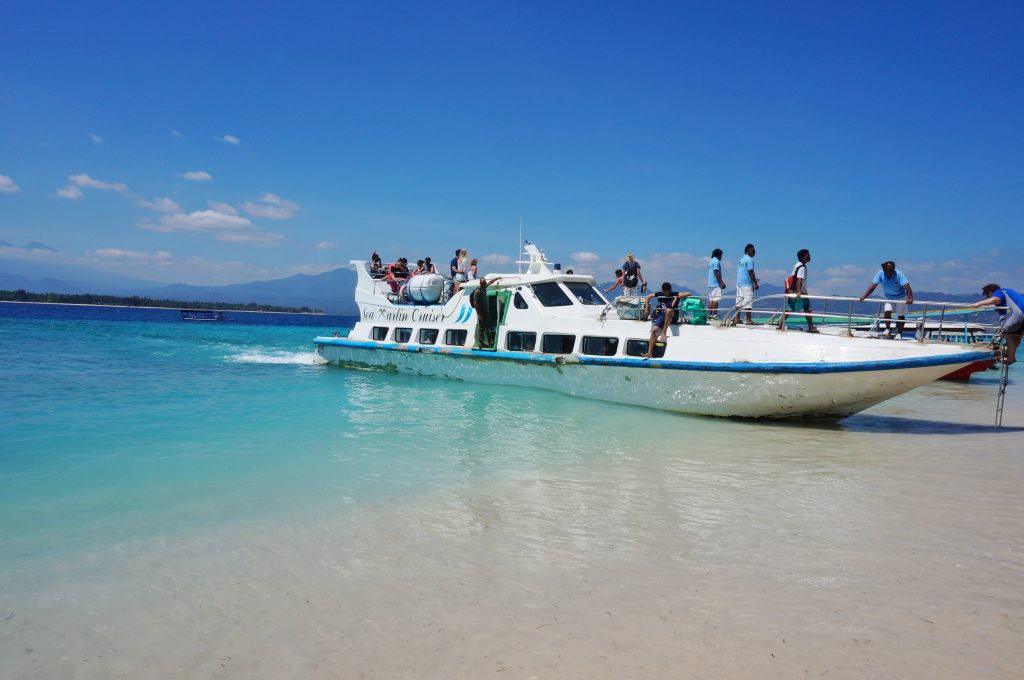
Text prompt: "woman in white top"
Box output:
[[455, 250, 469, 282], [467, 258, 478, 280]]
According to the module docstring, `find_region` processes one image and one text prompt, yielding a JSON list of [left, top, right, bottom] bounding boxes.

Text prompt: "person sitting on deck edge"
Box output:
[[643, 282, 690, 358]]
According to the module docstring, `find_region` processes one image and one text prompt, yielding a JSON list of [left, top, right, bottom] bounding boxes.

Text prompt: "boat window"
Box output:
[[394, 327, 412, 343], [565, 282, 606, 306], [419, 328, 438, 345], [582, 336, 619, 356], [372, 326, 389, 341], [625, 339, 665, 358], [531, 282, 573, 307], [506, 331, 537, 351], [542, 334, 576, 354], [445, 329, 468, 346], [513, 292, 529, 309]]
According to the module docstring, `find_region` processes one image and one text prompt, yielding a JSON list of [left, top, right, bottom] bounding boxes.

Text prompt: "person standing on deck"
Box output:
[[450, 249, 463, 279], [471, 276, 502, 349], [859, 261, 914, 339], [968, 283, 1024, 365], [778, 249, 818, 333], [734, 244, 759, 324], [707, 248, 726, 320], [621, 253, 645, 296]]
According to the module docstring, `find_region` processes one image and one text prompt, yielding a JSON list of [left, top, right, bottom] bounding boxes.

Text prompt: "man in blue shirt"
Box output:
[[706, 248, 726, 320], [859, 261, 914, 338], [733, 244, 759, 324], [969, 283, 1023, 365]]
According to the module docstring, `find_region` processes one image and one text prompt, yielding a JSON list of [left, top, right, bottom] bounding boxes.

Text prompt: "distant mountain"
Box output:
[[152, 267, 358, 315], [0, 256, 165, 295], [1, 249, 357, 312], [1, 241, 58, 251], [2, 246, 981, 318], [0, 272, 80, 293]]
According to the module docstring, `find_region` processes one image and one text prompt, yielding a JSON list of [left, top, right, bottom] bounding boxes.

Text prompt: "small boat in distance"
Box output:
[[180, 308, 224, 321], [314, 243, 993, 419]]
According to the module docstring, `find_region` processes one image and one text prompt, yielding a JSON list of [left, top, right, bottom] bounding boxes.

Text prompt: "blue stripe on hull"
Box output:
[[313, 337, 991, 375]]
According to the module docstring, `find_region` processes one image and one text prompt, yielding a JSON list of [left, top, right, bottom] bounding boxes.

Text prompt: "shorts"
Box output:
[[735, 285, 754, 310], [883, 300, 907, 315], [652, 311, 667, 329], [786, 297, 811, 313], [1000, 306, 1024, 335], [623, 286, 638, 297], [707, 287, 722, 302]]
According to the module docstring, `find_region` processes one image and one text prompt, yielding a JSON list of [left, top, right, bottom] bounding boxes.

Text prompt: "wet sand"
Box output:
[[3, 376, 1022, 679]]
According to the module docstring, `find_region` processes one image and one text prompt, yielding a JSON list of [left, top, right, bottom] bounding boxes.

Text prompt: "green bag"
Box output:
[[679, 296, 708, 325]]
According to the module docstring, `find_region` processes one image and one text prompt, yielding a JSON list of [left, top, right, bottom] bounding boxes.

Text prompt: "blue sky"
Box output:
[[1, 1, 1021, 293]]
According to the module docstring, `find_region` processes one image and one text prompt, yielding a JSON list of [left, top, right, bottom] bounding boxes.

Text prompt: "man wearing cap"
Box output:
[[621, 253, 644, 297], [859, 261, 914, 339]]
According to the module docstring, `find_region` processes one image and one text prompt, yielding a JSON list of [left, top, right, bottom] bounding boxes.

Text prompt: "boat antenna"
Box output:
[[518, 217, 523, 275]]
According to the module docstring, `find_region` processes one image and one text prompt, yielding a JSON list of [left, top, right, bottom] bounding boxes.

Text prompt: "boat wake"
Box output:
[[228, 350, 327, 365]]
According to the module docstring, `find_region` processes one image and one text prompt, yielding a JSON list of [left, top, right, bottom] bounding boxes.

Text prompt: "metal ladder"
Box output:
[[995, 335, 1009, 428]]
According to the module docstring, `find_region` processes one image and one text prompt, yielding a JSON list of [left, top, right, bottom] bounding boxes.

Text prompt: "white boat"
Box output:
[[314, 244, 992, 419]]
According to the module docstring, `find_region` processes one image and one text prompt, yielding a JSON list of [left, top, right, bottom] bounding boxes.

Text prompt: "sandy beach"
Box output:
[[3, 375, 1022, 679]]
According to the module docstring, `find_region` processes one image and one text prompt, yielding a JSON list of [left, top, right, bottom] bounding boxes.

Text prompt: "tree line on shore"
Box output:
[[0, 289, 321, 314]]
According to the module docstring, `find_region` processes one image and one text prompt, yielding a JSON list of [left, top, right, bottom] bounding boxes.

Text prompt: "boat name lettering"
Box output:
[[360, 307, 464, 323]]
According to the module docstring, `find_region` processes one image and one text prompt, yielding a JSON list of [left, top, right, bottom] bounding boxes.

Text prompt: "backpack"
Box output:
[[785, 264, 806, 293], [623, 261, 640, 286]]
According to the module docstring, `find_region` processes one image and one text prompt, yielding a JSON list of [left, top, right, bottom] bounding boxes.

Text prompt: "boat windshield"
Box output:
[[531, 282, 573, 307], [564, 282, 606, 306]]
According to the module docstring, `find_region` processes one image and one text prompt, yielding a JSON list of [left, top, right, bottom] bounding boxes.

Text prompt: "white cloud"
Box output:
[[138, 209, 284, 245], [571, 251, 600, 263], [217, 134, 241, 145], [481, 254, 513, 266], [241, 192, 300, 219], [136, 196, 182, 213], [315, 241, 338, 250], [90, 248, 175, 266], [3, 242, 339, 286], [639, 251, 712, 289], [170, 130, 183, 138], [57, 185, 84, 199], [0, 175, 20, 193], [182, 170, 213, 182], [207, 200, 238, 215], [90, 133, 103, 144], [824, 264, 866, 278], [69, 173, 127, 192]]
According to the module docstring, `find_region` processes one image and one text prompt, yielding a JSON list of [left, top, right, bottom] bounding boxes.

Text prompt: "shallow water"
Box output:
[[1, 303, 1022, 678]]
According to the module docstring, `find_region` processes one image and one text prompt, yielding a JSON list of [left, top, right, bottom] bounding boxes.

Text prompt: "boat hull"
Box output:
[[314, 338, 986, 419], [941, 359, 996, 381]]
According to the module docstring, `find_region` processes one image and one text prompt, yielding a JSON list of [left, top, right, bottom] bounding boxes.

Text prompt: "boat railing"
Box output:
[[717, 293, 1001, 342]]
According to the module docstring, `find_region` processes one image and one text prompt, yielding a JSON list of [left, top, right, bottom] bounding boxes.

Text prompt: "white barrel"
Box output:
[[407, 274, 444, 304]]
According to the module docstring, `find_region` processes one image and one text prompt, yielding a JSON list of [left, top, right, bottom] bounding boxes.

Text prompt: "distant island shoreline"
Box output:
[[0, 290, 323, 315]]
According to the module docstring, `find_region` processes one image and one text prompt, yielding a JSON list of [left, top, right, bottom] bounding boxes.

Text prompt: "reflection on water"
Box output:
[[3, 317, 1022, 678]]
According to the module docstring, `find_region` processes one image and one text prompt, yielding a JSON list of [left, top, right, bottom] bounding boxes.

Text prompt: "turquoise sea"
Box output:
[[1, 301, 1022, 679]]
